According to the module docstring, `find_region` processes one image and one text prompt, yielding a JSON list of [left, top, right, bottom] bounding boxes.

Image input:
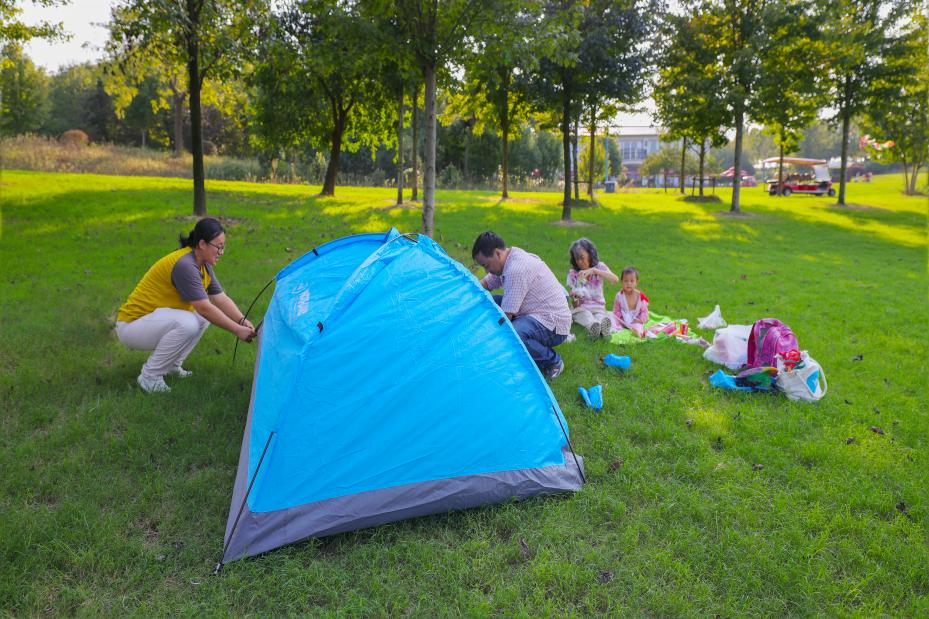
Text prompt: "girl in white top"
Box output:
[[565, 238, 619, 337]]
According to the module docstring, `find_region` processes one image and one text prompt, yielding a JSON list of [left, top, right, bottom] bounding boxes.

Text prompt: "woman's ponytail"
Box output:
[[178, 217, 225, 248]]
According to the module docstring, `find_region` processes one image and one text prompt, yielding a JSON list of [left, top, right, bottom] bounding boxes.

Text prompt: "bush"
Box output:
[[368, 169, 386, 187], [204, 157, 262, 181], [59, 129, 89, 147], [439, 164, 462, 188]]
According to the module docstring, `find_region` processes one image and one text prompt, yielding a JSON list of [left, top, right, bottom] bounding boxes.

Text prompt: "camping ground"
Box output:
[[1, 169, 927, 616]]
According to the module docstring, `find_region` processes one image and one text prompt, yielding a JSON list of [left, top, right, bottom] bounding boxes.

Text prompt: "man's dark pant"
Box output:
[[494, 295, 566, 371]]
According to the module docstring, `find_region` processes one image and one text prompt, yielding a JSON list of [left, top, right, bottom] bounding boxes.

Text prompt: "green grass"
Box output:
[[1, 169, 927, 616]]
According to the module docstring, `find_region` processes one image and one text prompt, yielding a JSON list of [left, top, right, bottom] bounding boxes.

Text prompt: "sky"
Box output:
[[20, 0, 114, 73], [17, 0, 657, 128]]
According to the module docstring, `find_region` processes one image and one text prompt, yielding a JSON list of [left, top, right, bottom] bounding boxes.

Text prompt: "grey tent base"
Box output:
[[221, 452, 584, 564]]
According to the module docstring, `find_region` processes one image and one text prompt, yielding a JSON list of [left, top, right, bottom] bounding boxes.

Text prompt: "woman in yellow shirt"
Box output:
[[116, 218, 256, 393]]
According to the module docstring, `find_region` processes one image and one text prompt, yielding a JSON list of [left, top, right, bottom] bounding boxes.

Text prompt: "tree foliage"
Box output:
[[861, 6, 928, 195], [0, 43, 46, 135], [823, 0, 909, 205], [531, 0, 654, 219], [0, 0, 67, 64], [753, 0, 830, 195], [253, 0, 393, 196], [653, 10, 728, 195], [107, 0, 264, 215]]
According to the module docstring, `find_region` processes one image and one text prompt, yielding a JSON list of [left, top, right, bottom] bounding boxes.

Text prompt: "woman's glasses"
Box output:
[[208, 241, 225, 254]]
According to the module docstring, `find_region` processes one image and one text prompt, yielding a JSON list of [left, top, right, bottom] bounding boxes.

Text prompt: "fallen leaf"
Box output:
[[685, 418, 694, 428], [869, 426, 885, 435], [740, 274, 747, 280], [845, 437, 856, 445], [852, 354, 863, 361], [873, 407, 880, 415], [597, 571, 614, 584], [752, 463, 763, 471], [518, 538, 531, 559], [607, 459, 623, 472]]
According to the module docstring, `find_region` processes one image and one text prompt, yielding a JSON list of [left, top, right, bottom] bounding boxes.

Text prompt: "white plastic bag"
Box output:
[[698, 304, 727, 329], [703, 324, 752, 370], [775, 351, 827, 402]]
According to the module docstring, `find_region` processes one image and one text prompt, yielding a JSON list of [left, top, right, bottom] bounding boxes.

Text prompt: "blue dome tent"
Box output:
[[219, 229, 584, 566]]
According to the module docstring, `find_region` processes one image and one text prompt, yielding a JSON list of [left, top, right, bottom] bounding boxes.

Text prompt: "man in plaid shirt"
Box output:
[[472, 231, 571, 379]]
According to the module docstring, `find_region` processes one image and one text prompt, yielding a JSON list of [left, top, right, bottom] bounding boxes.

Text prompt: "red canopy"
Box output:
[[720, 166, 753, 178]]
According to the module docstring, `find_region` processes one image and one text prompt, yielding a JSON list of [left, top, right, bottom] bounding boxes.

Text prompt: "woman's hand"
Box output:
[[578, 268, 597, 279], [235, 324, 256, 343]]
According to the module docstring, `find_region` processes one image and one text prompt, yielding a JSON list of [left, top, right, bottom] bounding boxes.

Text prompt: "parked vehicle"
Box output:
[[761, 157, 836, 197]]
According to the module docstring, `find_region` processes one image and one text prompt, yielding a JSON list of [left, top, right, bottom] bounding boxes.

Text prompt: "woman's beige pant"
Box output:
[[116, 308, 209, 379]]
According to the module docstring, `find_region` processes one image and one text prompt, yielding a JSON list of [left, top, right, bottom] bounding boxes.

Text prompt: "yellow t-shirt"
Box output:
[[117, 248, 221, 322]]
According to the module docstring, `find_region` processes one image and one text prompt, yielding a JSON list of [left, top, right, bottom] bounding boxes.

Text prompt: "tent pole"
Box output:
[[233, 278, 275, 366], [213, 430, 275, 574], [551, 405, 585, 484]]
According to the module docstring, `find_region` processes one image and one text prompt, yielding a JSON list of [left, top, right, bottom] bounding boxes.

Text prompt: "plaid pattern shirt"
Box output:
[[481, 247, 572, 335]]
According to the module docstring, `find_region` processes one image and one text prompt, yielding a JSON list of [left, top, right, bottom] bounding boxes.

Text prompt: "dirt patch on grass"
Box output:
[[681, 195, 722, 203], [831, 203, 892, 213], [374, 202, 421, 212], [481, 196, 543, 204], [712, 210, 756, 219], [173, 215, 246, 226], [551, 219, 594, 227]]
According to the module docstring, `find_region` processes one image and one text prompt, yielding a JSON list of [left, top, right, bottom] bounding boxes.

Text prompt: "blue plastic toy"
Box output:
[[603, 354, 631, 370], [578, 384, 604, 410]]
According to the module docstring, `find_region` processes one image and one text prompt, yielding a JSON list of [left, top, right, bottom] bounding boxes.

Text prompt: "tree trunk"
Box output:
[[837, 82, 851, 206], [500, 70, 510, 199], [730, 106, 744, 213], [560, 84, 572, 220], [396, 87, 404, 205], [909, 162, 923, 195], [699, 141, 706, 196], [186, 11, 206, 217], [321, 107, 346, 196], [587, 108, 595, 197], [572, 116, 580, 201], [172, 85, 184, 157], [411, 82, 419, 201], [777, 141, 785, 196], [680, 137, 687, 194], [421, 62, 437, 237], [679, 137, 687, 194]]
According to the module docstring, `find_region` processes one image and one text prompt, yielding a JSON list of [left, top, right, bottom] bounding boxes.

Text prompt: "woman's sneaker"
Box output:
[[545, 359, 565, 380], [137, 374, 171, 393], [600, 316, 613, 338], [170, 366, 193, 378], [587, 322, 601, 337]]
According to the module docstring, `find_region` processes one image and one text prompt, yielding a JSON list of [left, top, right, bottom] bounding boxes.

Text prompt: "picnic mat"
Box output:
[[610, 313, 684, 345]]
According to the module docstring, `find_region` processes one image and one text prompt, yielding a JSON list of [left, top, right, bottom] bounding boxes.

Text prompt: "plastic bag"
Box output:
[[703, 324, 752, 370], [698, 304, 727, 329], [775, 351, 827, 402]]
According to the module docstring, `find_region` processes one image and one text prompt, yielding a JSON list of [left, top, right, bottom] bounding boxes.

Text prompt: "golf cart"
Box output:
[[761, 157, 835, 197]]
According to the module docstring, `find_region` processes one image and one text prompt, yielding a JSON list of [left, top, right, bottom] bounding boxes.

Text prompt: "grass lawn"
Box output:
[[1, 169, 927, 616]]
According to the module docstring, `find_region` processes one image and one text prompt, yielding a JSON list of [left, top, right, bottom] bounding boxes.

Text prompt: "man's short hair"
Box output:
[[471, 231, 506, 259]]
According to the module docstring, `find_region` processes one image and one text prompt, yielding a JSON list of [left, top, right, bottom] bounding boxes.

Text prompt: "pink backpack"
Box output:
[[747, 318, 799, 368]]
